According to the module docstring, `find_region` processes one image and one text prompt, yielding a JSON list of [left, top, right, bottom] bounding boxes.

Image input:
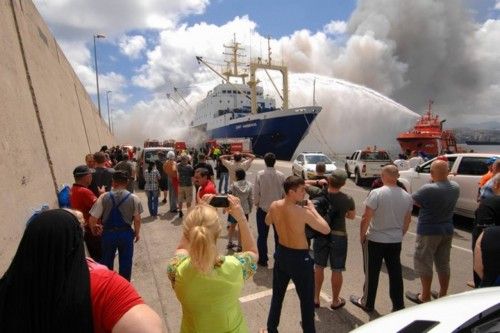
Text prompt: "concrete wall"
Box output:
[[0, 0, 115, 272]]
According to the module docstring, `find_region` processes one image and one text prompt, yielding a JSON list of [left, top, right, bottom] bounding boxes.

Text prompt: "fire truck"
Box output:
[[206, 137, 252, 155]]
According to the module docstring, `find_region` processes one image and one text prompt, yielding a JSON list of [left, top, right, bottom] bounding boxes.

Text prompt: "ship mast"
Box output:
[[195, 35, 250, 100], [427, 99, 433, 116], [222, 34, 248, 84], [248, 37, 289, 114]]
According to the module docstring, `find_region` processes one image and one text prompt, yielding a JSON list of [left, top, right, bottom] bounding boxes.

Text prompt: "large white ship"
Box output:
[[192, 38, 321, 160]]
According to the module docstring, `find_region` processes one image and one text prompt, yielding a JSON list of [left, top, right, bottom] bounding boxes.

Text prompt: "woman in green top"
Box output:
[[167, 195, 258, 333]]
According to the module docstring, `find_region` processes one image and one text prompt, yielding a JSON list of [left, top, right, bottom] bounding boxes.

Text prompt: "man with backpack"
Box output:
[[307, 170, 356, 309], [89, 171, 143, 281]]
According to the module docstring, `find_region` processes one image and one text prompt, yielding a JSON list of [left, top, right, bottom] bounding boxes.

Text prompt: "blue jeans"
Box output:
[[146, 190, 159, 216], [101, 229, 134, 281], [256, 207, 279, 265], [167, 176, 177, 211], [218, 172, 229, 193], [267, 245, 315, 333]]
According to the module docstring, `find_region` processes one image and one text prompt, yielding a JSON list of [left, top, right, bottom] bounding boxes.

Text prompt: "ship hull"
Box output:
[[207, 111, 318, 161], [397, 136, 441, 156]]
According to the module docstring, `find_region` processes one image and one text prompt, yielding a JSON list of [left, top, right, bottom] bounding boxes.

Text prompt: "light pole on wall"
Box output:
[[105, 90, 112, 132], [93, 33, 106, 117]]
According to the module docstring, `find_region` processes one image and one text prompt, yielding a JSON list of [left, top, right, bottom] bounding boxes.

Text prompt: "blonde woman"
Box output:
[[167, 195, 258, 333]]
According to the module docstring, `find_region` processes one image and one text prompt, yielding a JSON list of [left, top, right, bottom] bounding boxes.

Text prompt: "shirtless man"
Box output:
[[265, 176, 331, 333]]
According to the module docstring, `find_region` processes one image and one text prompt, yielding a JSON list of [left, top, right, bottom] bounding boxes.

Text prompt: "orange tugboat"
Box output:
[[397, 100, 458, 156]]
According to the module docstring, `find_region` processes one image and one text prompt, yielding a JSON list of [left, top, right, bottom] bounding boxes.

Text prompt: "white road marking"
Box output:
[[239, 283, 296, 303]]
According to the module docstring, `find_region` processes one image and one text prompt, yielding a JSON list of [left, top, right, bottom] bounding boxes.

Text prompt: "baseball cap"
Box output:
[[330, 169, 348, 186], [485, 156, 498, 165], [73, 165, 94, 177]]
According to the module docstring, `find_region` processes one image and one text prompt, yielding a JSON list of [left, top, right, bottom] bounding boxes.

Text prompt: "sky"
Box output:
[[33, 0, 500, 147]]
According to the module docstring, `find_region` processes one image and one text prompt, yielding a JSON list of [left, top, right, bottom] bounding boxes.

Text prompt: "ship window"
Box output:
[[457, 157, 489, 176], [222, 90, 226, 93], [233, 90, 237, 94]]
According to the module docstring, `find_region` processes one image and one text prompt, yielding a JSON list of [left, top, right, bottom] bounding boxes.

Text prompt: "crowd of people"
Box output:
[[0, 144, 499, 332]]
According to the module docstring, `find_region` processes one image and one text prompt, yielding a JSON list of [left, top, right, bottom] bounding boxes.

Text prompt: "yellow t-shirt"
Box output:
[[167, 253, 256, 333]]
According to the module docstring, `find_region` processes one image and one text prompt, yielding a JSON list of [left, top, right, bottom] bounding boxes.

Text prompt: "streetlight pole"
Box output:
[[93, 33, 106, 117], [105, 90, 112, 132]]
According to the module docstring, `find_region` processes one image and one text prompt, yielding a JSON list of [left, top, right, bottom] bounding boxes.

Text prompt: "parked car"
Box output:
[[136, 147, 174, 190], [398, 153, 498, 218], [345, 149, 392, 185], [292, 152, 337, 180], [351, 287, 500, 332]]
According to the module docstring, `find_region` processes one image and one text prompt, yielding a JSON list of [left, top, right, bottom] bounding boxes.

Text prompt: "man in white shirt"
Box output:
[[350, 165, 413, 312], [254, 153, 286, 267], [408, 150, 424, 169], [220, 151, 256, 184]]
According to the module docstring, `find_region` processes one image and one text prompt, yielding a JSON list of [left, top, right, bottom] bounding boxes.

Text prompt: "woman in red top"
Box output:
[[0, 209, 164, 333]]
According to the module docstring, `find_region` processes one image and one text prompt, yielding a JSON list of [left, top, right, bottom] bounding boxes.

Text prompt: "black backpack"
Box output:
[[305, 189, 333, 240]]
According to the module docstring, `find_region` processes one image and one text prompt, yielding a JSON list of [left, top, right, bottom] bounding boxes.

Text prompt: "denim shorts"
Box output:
[[313, 234, 347, 271]]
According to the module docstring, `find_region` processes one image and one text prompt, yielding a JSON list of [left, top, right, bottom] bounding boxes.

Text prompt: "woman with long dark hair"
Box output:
[[0, 209, 163, 333]]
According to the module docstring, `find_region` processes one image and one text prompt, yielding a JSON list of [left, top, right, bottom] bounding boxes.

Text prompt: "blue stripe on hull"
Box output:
[[209, 113, 318, 160]]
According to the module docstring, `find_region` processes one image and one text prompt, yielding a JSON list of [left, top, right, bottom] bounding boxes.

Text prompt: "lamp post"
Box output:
[[105, 90, 112, 132], [93, 33, 106, 117]]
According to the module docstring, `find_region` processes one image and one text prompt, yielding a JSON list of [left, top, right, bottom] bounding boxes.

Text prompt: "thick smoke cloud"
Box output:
[[346, 0, 485, 119]]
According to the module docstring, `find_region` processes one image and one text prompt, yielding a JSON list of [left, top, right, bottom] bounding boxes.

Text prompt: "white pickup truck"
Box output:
[[345, 149, 392, 185]]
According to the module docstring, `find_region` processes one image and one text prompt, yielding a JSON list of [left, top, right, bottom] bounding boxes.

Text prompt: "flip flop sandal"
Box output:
[[405, 291, 424, 304], [330, 297, 346, 310]]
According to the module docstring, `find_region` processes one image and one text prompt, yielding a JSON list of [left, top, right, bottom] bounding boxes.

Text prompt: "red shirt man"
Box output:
[[194, 167, 217, 203], [70, 165, 101, 261]]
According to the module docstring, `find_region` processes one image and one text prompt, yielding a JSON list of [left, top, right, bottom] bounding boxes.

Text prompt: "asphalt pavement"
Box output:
[[128, 159, 475, 333]]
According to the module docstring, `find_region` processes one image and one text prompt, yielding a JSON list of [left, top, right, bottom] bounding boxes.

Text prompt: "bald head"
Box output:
[[381, 165, 399, 185], [430, 160, 449, 181]]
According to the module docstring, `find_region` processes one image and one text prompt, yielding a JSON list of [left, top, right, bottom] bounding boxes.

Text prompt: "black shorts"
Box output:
[[159, 178, 168, 191], [313, 234, 347, 271]]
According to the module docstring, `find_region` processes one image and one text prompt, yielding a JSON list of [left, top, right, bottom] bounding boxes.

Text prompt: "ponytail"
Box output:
[[183, 205, 222, 274], [188, 226, 218, 273]]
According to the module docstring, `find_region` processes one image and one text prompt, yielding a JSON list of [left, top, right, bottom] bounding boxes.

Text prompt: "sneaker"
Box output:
[[179, 211, 184, 218], [235, 245, 242, 252], [227, 242, 235, 250]]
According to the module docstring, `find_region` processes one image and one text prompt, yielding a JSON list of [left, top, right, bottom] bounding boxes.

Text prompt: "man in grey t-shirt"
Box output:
[[350, 165, 413, 312], [406, 160, 459, 304]]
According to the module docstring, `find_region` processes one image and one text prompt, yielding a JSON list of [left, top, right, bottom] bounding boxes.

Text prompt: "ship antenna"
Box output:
[[313, 78, 317, 106], [428, 99, 433, 115], [267, 36, 272, 65]]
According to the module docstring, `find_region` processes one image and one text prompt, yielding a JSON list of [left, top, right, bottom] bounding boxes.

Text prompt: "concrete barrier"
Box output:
[[0, 0, 115, 272]]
